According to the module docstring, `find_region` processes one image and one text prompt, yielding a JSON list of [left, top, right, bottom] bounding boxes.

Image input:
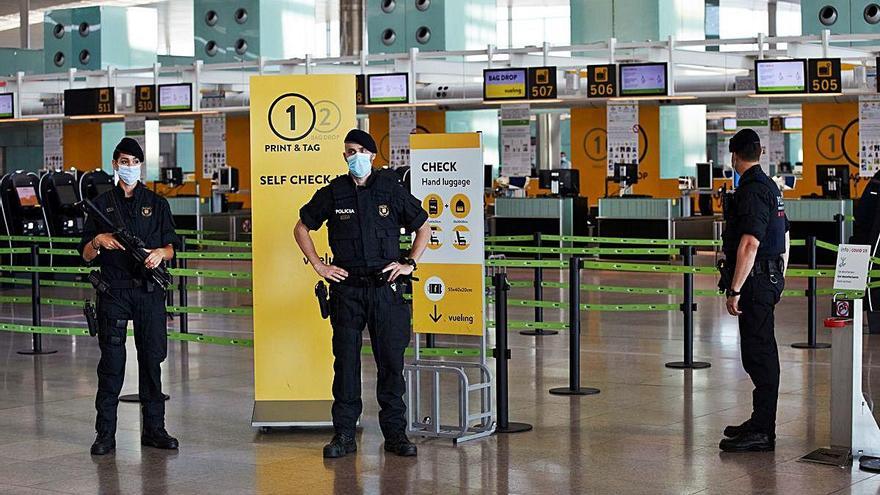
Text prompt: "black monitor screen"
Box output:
[[484, 165, 493, 188], [816, 164, 850, 199], [696, 163, 712, 190], [613, 163, 639, 184], [56, 184, 78, 205]]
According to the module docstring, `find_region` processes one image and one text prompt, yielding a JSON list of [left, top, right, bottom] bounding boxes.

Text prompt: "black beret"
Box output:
[[344, 129, 377, 154], [114, 137, 145, 163], [728, 128, 761, 153]]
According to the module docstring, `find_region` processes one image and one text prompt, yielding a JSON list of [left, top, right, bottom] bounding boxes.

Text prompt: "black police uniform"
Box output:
[[78, 183, 180, 438], [853, 170, 880, 331], [722, 164, 789, 437], [299, 169, 427, 439]]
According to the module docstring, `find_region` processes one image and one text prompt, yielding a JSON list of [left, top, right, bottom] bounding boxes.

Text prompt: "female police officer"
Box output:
[[719, 129, 790, 453], [79, 138, 180, 455], [294, 129, 430, 458]]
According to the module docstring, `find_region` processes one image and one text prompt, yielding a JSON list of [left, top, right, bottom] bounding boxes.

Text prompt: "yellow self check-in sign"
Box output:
[[410, 133, 485, 336]]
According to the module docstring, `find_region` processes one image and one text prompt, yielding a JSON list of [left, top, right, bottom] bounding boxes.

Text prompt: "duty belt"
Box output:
[[751, 258, 784, 276], [107, 279, 148, 290], [333, 271, 390, 288]]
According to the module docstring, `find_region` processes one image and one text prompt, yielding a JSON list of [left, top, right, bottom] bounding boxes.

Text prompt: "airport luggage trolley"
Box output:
[[801, 295, 880, 472], [403, 257, 500, 443]]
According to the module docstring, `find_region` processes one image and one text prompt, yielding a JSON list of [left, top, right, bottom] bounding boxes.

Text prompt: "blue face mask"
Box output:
[[346, 152, 373, 178], [116, 164, 141, 185]]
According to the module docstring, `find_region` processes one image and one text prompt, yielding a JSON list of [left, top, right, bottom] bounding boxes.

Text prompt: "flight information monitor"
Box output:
[[696, 162, 713, 190], [483, 68, 528, 101], [16, 186, 39, 207], [158, 83, 193, 112], [784, 116, 802, 130], [0, 93, 13, 119], [755, 59, 807, 94], [618, 63, 668, 97], [722, 118, 736, 131], [366, 73, 409, 104]]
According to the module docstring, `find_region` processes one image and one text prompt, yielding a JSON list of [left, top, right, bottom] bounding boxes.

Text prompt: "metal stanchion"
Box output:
[[666, 246, 710, 369], [178, 236, 190, 335], [549, 256, 599, 396], [18, 244, 56, 355], [493, 272, 532, 433], [834, 213, 846, 245], [793, 236, 831, 349], [522, 232, 557, 336]]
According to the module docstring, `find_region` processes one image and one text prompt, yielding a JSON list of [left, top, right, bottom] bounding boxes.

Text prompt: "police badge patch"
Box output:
[[378, 204, 389, 217], [141, 206, 152, 217]]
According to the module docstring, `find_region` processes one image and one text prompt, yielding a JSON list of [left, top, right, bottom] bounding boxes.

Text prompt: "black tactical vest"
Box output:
[[327, 170, 402, 269], [723, 166, 787, 261]]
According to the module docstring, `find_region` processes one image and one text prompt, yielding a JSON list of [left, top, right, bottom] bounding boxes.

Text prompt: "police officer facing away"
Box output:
[[719, 129, 790, 453], [79, 138, 180, 455], [294, 129, 431, 458]]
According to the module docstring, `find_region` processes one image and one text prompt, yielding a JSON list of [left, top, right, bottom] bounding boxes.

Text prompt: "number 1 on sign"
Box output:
[[286, 105, 296, 131]]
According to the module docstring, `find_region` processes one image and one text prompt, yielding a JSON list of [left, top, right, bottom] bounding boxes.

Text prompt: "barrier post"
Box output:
[[793, 236, 830, 349], [834, 213, 846, 245], [18, 243, 56, 355], [178, 235, 189, 334], [521, 232, 557, 336], [665, 246, 710, 369], [549, 256, 599, 396], [493, 272, 532, 433]]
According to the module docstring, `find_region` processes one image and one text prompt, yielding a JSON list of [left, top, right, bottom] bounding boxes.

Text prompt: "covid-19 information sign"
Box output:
[[410, 133, 485, 336]]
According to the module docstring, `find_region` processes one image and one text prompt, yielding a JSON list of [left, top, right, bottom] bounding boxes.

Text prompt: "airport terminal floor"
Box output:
[[0, 260, 876, 495]]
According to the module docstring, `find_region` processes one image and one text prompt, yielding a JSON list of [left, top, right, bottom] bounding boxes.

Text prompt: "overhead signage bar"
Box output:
[[527, 66, 557, 100], [356, 74, 366, 105], [63, 87, 115, 116]]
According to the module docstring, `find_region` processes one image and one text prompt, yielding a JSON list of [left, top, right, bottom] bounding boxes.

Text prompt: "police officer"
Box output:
[[294, 129, 430, 458], [852, 169, 880, 333], [719, 129, 790, 452], [79, 138, 180, 455]]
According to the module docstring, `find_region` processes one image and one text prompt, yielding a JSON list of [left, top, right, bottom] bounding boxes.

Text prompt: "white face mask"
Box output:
[[116, 164, 141, 185]]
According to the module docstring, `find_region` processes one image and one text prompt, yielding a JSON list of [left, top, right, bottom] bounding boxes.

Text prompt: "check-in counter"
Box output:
[[597, 197, 715, 241], [167, 196, 212, 231], [785, 198, 852, 265], [201, 211, 252, 241], [490, 196, 590, 239]]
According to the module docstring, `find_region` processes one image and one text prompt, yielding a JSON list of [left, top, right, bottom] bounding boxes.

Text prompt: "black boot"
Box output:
[[323, 434, 357, 459], [90, 433, 116, 455], [384, 434, 417, 457], [141, 427, 179, 450], [723, 419, 752, 438], [719, 431, 774, 452]]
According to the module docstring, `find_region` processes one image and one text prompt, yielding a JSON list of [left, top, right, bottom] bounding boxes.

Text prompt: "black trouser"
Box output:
[[738, 261, 784, 436], [95, 287, 168, 436], [328, 281, 411, 439]]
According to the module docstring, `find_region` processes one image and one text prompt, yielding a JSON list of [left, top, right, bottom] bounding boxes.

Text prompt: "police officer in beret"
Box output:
[[719, 129, 790, 452], [79, 137, 181, 455], [294, 129, 431, 458]]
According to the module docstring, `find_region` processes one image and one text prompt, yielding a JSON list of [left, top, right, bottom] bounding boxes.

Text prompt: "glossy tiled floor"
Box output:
[[1, 257, 879, 494]]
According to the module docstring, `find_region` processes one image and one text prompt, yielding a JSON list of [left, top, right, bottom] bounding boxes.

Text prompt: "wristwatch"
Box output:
[[726, 288, 741, 298], [401, 257, 417, 271]]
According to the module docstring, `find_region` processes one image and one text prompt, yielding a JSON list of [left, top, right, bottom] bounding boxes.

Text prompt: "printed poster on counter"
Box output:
[[500, 104, 532, 177], [859, 95, 880, 177], [410, 133, 485, 336], [606, 100, 638, 176], [389, 107, 416, 168], [735, 97, 770, 173], [42, 119, 63, 170], [202, 113, 227, 179]]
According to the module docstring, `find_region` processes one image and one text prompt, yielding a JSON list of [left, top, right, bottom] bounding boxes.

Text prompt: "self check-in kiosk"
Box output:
[[38, 170, 85, 237], [78, 169, 114, 201], [0, 172, 48, 238]]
